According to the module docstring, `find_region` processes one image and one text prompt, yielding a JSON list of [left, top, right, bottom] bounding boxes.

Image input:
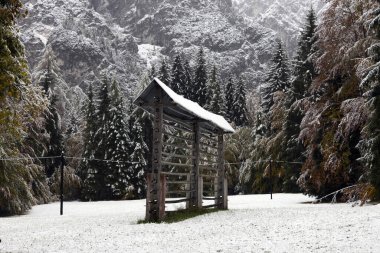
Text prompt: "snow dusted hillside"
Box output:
[[0, 194, 379, 252], [20, 0, 324, 93]]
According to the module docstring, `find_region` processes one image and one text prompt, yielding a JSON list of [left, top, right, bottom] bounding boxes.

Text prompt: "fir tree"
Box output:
[[183, 59, 193, 100], [206, 65, 223, 114], [148, 64, 156, 80], [105, 81, 131, 199], [290, 7, 317, 103], [224, 75, 235, 122], [82, 78, 113, 200], [194, 47, 208, 106], [233, 77, 248, 126], [127, 110, 148, 199], [262, 40, 291, 113], [158, 59, 171, 84], [170, 54, 186, 95]]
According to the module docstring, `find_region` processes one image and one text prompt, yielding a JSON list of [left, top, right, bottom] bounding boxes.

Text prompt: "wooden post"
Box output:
[[60, 153, 64, 215], [146, 91, 164, 222], [269, 160, 273, 200], [216, 132, 227, 209], [198, 176, 203, 208], [186, 174, 191, 209], [190, 120, 201, 208]]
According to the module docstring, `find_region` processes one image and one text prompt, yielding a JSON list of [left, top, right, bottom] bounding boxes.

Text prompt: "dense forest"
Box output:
[[0, 0, 379, 216]]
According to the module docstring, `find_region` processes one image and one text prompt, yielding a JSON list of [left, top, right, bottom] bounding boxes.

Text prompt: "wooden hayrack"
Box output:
[[134, 78, 234, 222]]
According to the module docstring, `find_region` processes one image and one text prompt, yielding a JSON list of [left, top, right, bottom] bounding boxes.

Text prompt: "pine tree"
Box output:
[[233, 77, 248, 126], [105, 81, 131, 199], [224, 75, 235, 122], [148, 64, 156, 80], [183, 59, 193, 100], [158, 59, 171, 84], [170, 54, 186, 94], [262, 40, 291, 113], [194, 47, 208, 106], [206, 65, 223, 114]]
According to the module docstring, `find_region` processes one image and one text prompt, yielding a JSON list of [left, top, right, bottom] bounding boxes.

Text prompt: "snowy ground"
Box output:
[[0, 194, 379, 253]]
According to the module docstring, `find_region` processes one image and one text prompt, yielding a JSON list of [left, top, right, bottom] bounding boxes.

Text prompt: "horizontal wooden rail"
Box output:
[[200, 151, 218, 157], [202, 196, 220, 200], [163, 121, 193, 133], [167, 180, 191, 184], [163, 142, 193, 150], [201, 174, 218, 178], [162, 152, 195, 159], [164, 132, 193, 142], [199, 159, 217, 164], [162, 161, 193, 167], [163, 114, 193, 129], [200, 142, 218, 150], [167, 190, 195, 194], [161, 171, 192, 176], [202, 181, 215, 186], [165, 198, 191, 204], [200, 133, 217, 142], [202, 203, 219, 208]]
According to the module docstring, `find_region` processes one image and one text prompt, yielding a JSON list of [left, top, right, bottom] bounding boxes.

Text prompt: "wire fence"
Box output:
[[0, 155, 304, 166]]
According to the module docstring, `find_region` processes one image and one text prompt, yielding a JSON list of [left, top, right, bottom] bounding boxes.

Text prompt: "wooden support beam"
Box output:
[[163, 121, 194, 133], [162, 161, 192, 167], [162, 152, 195, 160], [165, 198, 192, 204], [161, 171, 191, 176], [162, 142, 193, 151], [190, 121, 201, 208], [146, 91, 165, 222], [163, 132, 193, 142], [216, 132, 227, 209]]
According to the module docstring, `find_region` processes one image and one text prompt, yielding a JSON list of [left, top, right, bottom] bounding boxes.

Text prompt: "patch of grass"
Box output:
[[137, 208, 223, 224]]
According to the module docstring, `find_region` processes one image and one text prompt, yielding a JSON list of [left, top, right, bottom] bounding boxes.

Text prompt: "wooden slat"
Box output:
[[200, 133, 217, 142], [162, 161, 192, 167], [161, 171, 191, 176], [201, 174, 218, 178], [199, 159, 218, 164], [165, 198, 191, 204], [200, 142, 218, 150], [163, 121, 193, 133], [167, 190, 195, 194], [162, 152, 195, 159], [200, 151, 218, 157], [202, 196, 219, 200], [199, 165, 218, 170], [163, 142, 193, 150], [163, 132, 193, 142], [202, 203, 218, 208], [167, 181, 191, 184]]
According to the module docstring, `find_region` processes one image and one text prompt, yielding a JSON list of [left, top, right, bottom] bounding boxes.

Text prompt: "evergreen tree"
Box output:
[[158, 59, 171, 84], [183, 59, 193, 100], [290, 7, 318, 103], [148, 64, 156, 80], [127, 110, 148, 199], [206, 65, 223, 114], [44, 94, 64, 178], [224, 75, 235, 122], [361, 1, 380, 199], [105, 81, 131, 199], [0, 0, 51, 215], [194, 47, 208, 106], [233, 77, 248, 126], [82, 78, 113, 200], [262, 40, 291, 113], [170, 54, 186, 94]]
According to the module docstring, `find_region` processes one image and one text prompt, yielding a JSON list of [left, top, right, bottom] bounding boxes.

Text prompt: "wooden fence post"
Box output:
[[191, 120, 201, 208], [146, 91, 164, 221], [217, 132, 227, 209]]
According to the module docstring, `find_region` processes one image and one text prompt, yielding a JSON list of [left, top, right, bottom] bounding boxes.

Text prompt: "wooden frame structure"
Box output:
[[134, 78, 234, 222]]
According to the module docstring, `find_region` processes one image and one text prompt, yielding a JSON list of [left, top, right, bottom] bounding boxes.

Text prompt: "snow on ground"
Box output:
[[0, 194, 379, 253]]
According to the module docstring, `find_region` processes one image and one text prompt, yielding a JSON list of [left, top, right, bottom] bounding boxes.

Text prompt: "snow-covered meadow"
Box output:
[[0, 194, 379, 253]]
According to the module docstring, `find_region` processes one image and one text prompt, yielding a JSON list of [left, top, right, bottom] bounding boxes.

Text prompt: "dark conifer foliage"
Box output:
[[361, 1, 380, 199], [290, 7, 317, 103], [194, 47, 208, 106], [183, 59, 193, 100], [224, 75, 235, 122], [233, 77, 248, 126], [207, 65, 223, 115], [262, 41, 291, 113], [170, 54, 186, 95], [158, 59, 171, 84]]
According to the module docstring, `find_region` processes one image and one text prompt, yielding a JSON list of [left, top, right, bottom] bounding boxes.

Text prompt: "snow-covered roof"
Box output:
[[134, 78, 235, 134]]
